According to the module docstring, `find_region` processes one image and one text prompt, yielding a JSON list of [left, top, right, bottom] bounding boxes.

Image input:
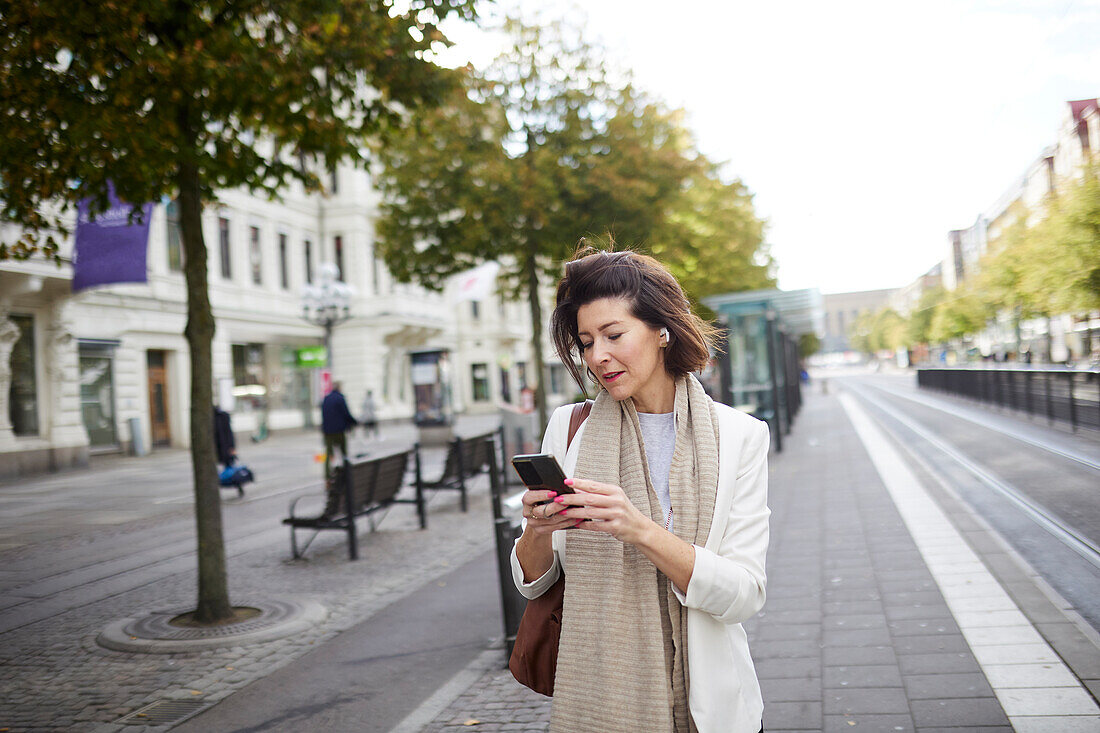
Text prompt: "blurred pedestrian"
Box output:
[[512, 246, 769, 732], [360, 389, 379, 439], [321, 382, 358, 480], [213, 405, 236, 469], [213, 405, 252, 497]]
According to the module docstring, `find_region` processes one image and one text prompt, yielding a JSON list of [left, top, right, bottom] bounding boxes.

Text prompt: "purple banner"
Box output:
[[72, 185, 153, 292]]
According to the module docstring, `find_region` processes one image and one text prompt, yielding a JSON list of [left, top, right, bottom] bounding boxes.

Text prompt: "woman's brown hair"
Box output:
[[550, 243, 720, 394]]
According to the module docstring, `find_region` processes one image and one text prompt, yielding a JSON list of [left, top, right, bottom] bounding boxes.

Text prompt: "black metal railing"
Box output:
[[917, 367, 1100, 432]]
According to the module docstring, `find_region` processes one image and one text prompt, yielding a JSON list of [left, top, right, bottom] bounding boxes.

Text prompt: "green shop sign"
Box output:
[[296, 346, 327, 368]]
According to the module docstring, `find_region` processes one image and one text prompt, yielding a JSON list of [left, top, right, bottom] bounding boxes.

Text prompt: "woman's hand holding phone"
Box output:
[[521, 489, 576, 535], [512, 453, 580, 534]]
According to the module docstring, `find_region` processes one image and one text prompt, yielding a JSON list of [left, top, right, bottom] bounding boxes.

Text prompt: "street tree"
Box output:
[[871, 308, 907, 353], [979, 206, 1046, 354], [905, 286, 946, 348], [649, 159, 775, 316], [1, 0, 477, 622], [1024, 165, 1100, 315], [928, 286, 994, 346], [798, 332, 821, 360], [374, 17, 769, 427]]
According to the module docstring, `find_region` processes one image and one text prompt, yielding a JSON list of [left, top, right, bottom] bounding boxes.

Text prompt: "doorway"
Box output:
[[147, 350, 171, 447]]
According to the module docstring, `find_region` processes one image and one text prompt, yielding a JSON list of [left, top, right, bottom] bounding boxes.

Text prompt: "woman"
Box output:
[[510, 248, 770, 733]]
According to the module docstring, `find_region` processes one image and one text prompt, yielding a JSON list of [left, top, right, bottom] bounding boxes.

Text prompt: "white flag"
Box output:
[[453, 261, 501, 302]]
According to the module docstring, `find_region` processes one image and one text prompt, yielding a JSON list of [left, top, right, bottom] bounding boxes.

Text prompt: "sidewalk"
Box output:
[[413, 387, 1100, 732]]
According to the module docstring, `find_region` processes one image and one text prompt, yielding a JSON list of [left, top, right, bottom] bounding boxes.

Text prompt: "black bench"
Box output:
[[283, 448, 425, 560], [416, 432, 497, 512]]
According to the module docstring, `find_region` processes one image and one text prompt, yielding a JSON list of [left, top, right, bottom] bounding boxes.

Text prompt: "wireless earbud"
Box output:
[[659, 327, 671, 346]]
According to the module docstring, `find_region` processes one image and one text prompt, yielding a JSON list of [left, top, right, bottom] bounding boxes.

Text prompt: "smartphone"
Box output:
[[511, 453, 572, 500]]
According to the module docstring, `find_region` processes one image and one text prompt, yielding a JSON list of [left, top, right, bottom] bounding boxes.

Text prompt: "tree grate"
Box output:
[[116, 699, 208, 726]]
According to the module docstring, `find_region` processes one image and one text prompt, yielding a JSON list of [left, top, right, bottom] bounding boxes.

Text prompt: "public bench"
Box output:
[[416, 431, 497, 513], [283, 448, 424, 560]]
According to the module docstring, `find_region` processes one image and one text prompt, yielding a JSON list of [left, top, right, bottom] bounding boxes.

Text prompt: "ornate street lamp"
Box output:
[[301, 262, 353, 370]]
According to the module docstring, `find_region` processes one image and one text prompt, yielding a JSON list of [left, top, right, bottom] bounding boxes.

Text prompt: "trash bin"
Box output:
[[128, 417, 147, 457]]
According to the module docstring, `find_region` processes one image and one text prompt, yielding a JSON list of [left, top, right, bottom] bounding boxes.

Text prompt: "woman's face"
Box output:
[[576, 297, 674, 413]]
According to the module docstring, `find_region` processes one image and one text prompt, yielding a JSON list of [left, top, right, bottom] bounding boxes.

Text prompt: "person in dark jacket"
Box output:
[[213, 406, 236, 468], [321, 382, 358, 479], [213, 406, 248, 497]]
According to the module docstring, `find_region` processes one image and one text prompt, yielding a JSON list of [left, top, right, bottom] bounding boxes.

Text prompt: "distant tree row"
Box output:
[[849, 164, 1100, 360]]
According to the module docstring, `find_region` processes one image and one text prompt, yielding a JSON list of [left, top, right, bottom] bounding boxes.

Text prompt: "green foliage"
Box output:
[[906, 286, 945, 345], [848, 307, 905, 354], [1024, 165, 1100, 314], [928, 286, 993, 344], [979, 204, 1043, 319], [374, 17, 729, 295], [649, 159, 775, 312], [0, 0, 476, 259], [847, 310, 875, 353], [872, 309, 907, 352], [798, 332, 821, 359], [373, 15, 771, 424]]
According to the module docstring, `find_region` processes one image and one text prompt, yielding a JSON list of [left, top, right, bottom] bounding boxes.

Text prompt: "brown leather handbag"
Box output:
[[508, 400, 591, 697]]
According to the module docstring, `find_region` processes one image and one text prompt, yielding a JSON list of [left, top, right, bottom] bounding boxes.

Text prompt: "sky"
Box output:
[[438, 0, 1100, 294]]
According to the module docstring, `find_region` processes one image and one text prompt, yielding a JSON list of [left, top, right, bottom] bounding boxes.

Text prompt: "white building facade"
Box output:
[[1, 164, 569, 479]]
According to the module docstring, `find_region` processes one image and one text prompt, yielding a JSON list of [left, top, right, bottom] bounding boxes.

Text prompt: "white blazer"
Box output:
[[511, 401, 771, 733]]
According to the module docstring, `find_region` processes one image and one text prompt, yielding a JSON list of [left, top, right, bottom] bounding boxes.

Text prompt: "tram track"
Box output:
[[0, 509, 295, 635], [853, 376, 1100, 472], [840, 378, 1100, 578]]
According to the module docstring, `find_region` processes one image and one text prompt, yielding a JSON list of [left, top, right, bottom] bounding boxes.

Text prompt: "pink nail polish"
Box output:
[[547, 491, 557, 498], [564, 479, 574, 486], [553, 496, 564, 503]]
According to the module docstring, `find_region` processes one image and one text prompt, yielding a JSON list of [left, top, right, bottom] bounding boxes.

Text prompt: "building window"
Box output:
[[304, 239, 313, 284], [8, 314, 38, 436], [549, 363, 566, 395], [278, 233, 289, 289], [516, 362, 528, 389], [166, 200, 183, 271], [372, 256, 381, 294], [499, 365, 512, 403], [471, 363, 489, 402], [329, 167, 338, 195], [334, 235, 344, 282], [218, 217, 232, 279], [471, 300, 481, 320], [249, 226, 262, 285], [231, 343, 267, 412], [79, 348, 118, 448]]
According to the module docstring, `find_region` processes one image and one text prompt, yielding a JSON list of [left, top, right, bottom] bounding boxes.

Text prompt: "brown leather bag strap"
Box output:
[[567, 399, 593, 452]]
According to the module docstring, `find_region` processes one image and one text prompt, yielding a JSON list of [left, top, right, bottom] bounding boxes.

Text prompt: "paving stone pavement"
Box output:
[[418, 389, 1099, 732], [0, 456, 498, 733]]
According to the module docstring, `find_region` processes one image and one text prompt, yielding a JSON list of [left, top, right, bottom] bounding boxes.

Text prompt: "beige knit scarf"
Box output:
[[552, 374, 720, 733]]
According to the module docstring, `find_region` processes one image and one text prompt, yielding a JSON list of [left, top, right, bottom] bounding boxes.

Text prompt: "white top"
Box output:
[[637, 410, 676, 530], [511, 401, 771, 733]]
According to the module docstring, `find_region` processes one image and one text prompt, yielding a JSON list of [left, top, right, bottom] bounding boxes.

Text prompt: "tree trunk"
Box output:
[[524, 246, 550, 435], [177, 158, 233, 623]]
